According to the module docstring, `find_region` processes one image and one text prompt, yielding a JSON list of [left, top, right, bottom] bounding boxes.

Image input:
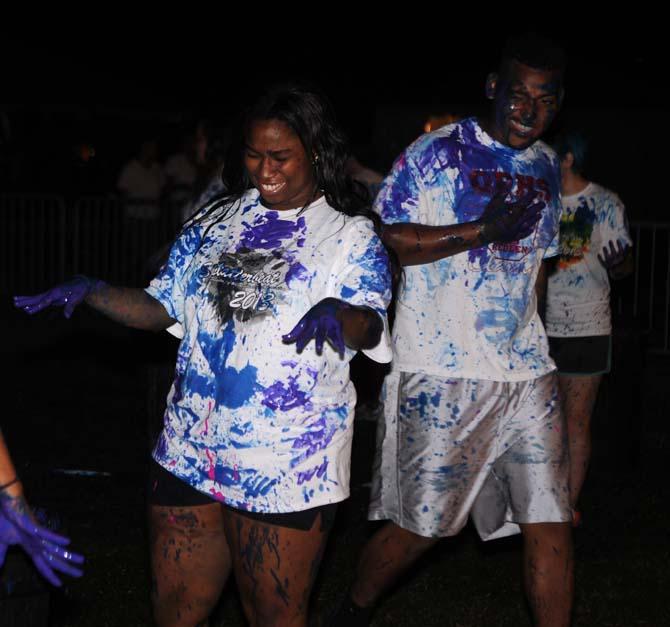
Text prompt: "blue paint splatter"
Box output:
[[242, 474, 278, 498], [217, 364, 258, 409], [285, 261, 308, 286]]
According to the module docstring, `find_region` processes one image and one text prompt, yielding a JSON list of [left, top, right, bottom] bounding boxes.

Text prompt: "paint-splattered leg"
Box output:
[[150, 504, 231, 627], [223, 509, 330, 627], [350, 521, 438, 607], [558, 375, 602, 508], [520, 522, 573, 627]]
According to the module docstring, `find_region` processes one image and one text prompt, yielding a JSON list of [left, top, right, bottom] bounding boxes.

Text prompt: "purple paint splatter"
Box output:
[[237, 212, 306, 251], [262, 376, 312, 412], [296, 458, 329, 485]]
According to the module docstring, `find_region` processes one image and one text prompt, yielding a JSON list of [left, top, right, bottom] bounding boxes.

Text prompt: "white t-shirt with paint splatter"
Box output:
[[146, 190, 392, 512], [546, 182, 632, 337], [375, 117, 561, 382]]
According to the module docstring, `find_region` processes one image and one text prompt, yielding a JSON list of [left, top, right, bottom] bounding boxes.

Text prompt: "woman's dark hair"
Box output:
[[185, 82, 400, 287]]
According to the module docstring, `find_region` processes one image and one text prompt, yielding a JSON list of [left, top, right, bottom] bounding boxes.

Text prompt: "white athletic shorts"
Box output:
[[368, 371, 571, 540]]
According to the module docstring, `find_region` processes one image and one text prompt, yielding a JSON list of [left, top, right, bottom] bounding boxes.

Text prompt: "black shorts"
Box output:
[[548, 335, 611, 376], [148, 459, 337, 532]]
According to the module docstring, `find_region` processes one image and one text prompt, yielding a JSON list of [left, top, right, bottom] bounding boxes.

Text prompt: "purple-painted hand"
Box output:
[[479, 192, 545, 244], [282, 298, 348, 357], [598, 239, 630, 269], [14, 275, 106, 319], [0, 493, 84, 586]]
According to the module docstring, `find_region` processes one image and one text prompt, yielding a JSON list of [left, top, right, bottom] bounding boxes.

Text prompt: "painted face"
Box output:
[[490, 60, 562, 150], [244, 119, 317, 211]]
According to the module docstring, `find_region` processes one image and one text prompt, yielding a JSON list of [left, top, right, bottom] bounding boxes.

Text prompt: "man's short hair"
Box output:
[[500, 32, 567, 76], [553, 130, 589, 173]]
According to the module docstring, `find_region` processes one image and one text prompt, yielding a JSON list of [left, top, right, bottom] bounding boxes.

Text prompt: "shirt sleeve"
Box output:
[[327, 217, 393, 363], [600, 192, 633, 249], [374, 149, 425, 225], [145, 225, 203, 325]]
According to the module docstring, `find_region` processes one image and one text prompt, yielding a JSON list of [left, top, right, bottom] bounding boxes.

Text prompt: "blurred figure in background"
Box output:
[[178, 119, 228, 223], [546, 130, 633, 523], [117, 136, 165, 221], [165, 131, 197, 185], [117, 136, 166, 283], [346, 155, 384, 202], [163, 130, 198, 210]]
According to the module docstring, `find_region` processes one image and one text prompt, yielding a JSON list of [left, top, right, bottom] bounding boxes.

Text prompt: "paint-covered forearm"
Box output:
[[85, 286, 176, 331], [337, 305, 384, 351], [15, 277, 175, 332], [383, 191, 544, 266], [381, 222, 482, 266]]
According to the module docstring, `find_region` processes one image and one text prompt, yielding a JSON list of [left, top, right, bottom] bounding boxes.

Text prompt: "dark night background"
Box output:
[[1, 17, 667, 218], [0, 15, 669, 627]]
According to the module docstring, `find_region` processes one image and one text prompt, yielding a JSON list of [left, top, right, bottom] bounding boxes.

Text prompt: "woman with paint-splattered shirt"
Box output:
[[148, 187, 392, 512], [14, 84, 394, 627]]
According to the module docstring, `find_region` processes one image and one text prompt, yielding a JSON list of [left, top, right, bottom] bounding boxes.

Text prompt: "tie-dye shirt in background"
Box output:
[[546, 182, 632, 337], [375, 117, 561, 381], [146, 190, 392, 512]]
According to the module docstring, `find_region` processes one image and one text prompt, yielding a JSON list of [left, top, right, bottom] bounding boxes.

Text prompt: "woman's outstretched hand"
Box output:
[[14, 276, 106, 319], [282, 298, 348, 357], [0, 491, 84, 586]]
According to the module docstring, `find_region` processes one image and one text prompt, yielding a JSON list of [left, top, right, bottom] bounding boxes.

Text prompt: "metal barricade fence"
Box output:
[[0, 194, 67, 294], [1, 194, 183, 294], [625, 221, 670, 354], [72, 196, 126, 285]]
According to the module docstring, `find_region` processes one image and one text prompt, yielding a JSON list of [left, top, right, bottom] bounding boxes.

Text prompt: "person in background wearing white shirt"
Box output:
[[117, 137, 165, 221], [546, 130, 633, 525]]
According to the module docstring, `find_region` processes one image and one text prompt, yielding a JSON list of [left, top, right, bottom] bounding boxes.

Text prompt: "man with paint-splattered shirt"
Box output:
[[334, 34, 574, 627], [377, 118, 560, 379]]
